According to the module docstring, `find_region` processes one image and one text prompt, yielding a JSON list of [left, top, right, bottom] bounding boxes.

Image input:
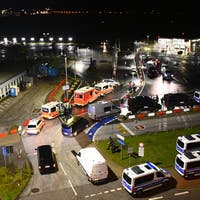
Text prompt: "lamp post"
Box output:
[[64, 56, 69, 100]]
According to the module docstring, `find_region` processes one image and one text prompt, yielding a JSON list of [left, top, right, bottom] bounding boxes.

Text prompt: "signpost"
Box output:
[[117, 134, 125, 160], [128, 147, 133, 164], [138, 142, 144, 163]]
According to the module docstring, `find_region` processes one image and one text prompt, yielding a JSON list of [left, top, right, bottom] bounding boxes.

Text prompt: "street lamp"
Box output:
[[64, 56, 69, 101]]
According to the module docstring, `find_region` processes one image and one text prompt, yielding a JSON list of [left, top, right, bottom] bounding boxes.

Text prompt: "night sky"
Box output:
[[0, 0, 199, 43]]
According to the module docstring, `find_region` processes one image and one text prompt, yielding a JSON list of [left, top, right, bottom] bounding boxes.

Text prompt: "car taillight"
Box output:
[[38, 166, 41, 170], [53, 163, 56, 168]]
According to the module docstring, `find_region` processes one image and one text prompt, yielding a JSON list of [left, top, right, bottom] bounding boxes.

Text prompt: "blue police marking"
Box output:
[[117, 139, 125, 146], [2, 146, 7, 157]]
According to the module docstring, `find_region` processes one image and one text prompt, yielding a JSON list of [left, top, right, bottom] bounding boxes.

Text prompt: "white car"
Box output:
[[101, 79, 120, 87], [26, 117, 45, 135]]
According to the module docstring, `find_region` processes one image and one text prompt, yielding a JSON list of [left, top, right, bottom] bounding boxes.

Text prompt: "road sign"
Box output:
[[138, 143, 144, 157], [117, 139, 125, 146], [117, 134, 125, 141], [139, 142, 144, 147], [62, 85, 69, 90]]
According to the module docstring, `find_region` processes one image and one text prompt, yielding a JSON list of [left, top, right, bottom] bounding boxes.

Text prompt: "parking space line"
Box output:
[[120, 123, 135, 135]]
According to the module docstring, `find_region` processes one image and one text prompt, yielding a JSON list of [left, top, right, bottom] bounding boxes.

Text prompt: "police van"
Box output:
[[121, 162, 171, 195], [176, 133, 200, 154], [175, 150, 200, 179]]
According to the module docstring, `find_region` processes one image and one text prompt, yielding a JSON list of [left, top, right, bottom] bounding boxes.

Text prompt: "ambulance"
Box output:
[[73, 86, 99, 106], [41, 101, 64, 119], [94, 82, 114, 97]]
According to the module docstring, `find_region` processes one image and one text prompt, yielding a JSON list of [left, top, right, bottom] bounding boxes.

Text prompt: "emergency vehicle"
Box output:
[[121, 162, 171, 195], [26, 117, 45, 135], [193, 90, 200, 104], [175, 150, 200, 179], [41, 101, 64, 119], [176, 133, 200, 154], [94, 82, 114, 97], [73, 86, 99, 106]]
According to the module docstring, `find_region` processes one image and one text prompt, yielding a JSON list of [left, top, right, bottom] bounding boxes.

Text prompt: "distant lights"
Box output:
[[58, 37, 63, 41], [49, 37, 54, 41]]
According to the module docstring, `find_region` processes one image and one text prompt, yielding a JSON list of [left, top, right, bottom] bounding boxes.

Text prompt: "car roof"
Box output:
[[28, 118, 41, 125]]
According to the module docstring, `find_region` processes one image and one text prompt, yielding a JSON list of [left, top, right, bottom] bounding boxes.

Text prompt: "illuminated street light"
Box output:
[[30, 37, 35, 42], [58, 37, 63, 42], [3, 37, 8, 45], [12, 37, 17, 44], [68, 37, 73, 42], [39, 38, 44, 42], [49, 37, 54, 42]]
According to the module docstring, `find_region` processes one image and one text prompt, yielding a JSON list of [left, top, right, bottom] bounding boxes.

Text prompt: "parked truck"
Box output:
[[76, 147, 109, 183], [87, 101, 121, 120]]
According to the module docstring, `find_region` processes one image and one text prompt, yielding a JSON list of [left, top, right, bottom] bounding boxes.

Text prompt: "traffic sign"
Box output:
[[117, 134, 125, 141], [62, 85, 69, 90], [138, 145, 144, 157], [117, 139, 125, 146]]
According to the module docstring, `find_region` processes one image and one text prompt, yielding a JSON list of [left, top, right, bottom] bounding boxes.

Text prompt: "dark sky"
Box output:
[[0, 0, 199, 42], [0, 0, 197, 11]]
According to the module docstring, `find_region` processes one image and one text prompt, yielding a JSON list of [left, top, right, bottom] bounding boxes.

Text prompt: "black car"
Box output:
[[36, 145, 58, 175], [162, 69, 175, 81], [147, 66, 159, 79], [128, 96, 161, 114], [163, 93, 194, 110]]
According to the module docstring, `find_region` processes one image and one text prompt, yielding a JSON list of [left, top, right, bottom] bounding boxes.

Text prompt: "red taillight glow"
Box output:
[[38, 166, 41, 170]]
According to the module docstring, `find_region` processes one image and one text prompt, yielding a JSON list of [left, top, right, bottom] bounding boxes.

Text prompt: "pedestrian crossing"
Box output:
[[0, 97, 17, 113], [0, 98, 13, 113]]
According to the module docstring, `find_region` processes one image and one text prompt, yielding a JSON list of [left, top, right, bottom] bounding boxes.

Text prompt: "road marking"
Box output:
[[120, 123, 135, 135], [55, 126, 61, 134], [174, 191, 189, 196], [59, 162, 67, 175], [149, 196, 163, 200], [68, 179, 78, 196]]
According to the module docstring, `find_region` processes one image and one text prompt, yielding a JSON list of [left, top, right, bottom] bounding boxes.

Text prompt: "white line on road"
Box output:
[[68, 179, 78, 196], [149, 196, 163, 200], [59, 162, 67, 175], [174, 191, 189, 196], [55, 126, 61, 134], [120, 123, 135, 135]]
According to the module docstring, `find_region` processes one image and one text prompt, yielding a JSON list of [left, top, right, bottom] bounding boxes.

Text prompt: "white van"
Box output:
[[76, 147, 108, 183], [176, 133, 200, 154], [175, 150, 200, 179], [121, 162, 171, 195], [87, 101, 121, 120]]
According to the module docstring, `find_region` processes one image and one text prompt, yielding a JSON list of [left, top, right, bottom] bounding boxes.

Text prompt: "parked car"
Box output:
[[128, 95, 161, 114], [26, 117, 45, 135], [163, 93, 194, 110], [35, 144, 58, 175], [101, 78, 120, 87]]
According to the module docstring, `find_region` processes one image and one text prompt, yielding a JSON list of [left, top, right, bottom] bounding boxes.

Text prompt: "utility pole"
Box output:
[[64, 56, 69, 100]]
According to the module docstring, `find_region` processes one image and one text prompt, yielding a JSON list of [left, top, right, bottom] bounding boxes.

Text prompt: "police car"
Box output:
[[121, 162, 171, 195], [26, 117, 45, 135]]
